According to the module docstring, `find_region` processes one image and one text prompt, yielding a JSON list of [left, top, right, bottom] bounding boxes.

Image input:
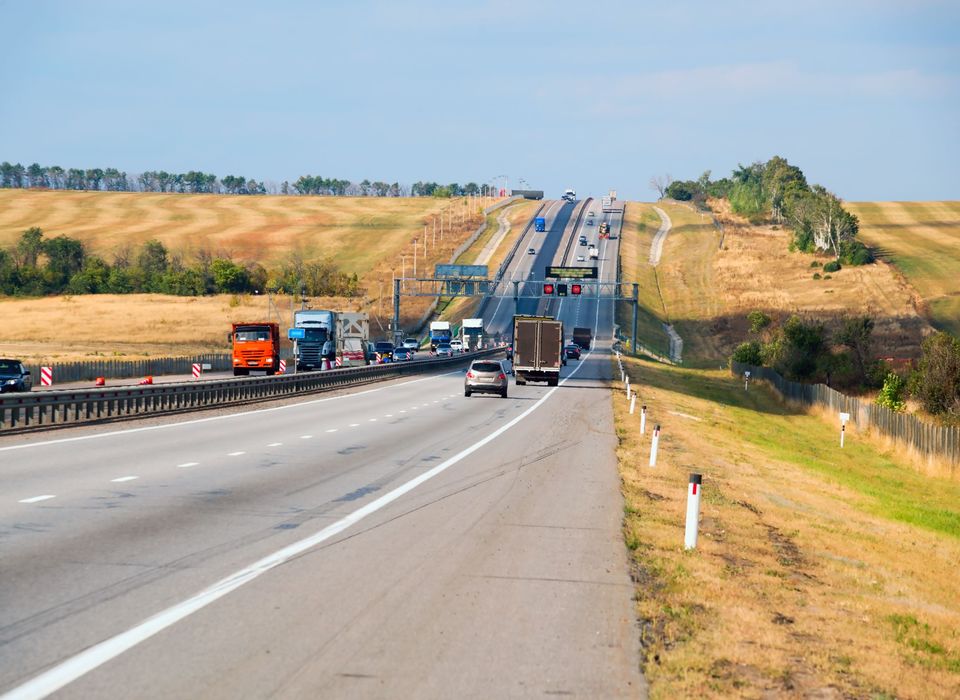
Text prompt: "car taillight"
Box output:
[[466, 371, 474, 378], [498, 373, 506, 380]]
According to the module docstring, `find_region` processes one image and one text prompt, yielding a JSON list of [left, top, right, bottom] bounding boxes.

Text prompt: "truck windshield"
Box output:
[[300, 329, 327, 342], [235, 329, 270, 341]]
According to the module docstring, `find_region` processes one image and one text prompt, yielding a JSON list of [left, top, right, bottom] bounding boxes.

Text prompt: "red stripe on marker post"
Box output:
[[191, 363, 201, 379], [40, 366, 53, 386]]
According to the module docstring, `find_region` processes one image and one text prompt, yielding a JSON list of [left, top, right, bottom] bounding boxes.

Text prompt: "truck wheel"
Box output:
[[516, 378, 526, 386], [265, 369, 275, 376], [548, 377, 559, 387]]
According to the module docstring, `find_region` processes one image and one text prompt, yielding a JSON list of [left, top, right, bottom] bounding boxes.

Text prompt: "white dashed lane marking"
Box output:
[[19, 495, 56, 504], [326, 429, 338, 433], [300, 435, 312, 440], [110, 476, 138, 483], [384, 414, 393, 418], [266, 443, 282, 447], [177, 462, 199, 468], [227, 451, 245, 457], [349, 423, 360, 428]]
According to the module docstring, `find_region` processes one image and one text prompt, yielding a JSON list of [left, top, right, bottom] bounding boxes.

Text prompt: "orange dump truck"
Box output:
[[230, 322, 280, 375]]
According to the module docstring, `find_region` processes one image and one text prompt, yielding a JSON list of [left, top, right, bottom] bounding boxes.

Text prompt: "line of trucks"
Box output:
[[229, 314, 489, 375]]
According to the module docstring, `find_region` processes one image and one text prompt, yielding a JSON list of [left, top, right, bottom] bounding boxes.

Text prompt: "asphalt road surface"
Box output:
[[0, 240, 645, 698]]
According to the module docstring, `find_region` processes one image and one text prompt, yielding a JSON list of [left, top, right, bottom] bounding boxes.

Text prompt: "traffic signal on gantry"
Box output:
[[557, 284, 568, 297], [542, 283, 555, 295], [571, 284, 582, 295]]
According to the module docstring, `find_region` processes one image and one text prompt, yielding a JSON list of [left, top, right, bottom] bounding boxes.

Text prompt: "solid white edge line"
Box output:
[[2, 350, 594, 700], [17, 495, 56, 504], [0, 370, 464, 453]]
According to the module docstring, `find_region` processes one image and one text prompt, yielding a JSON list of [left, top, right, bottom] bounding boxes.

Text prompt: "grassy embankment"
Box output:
[[845, 201, 960, 338], [617, 203, 671, 358], [617, 199, 934, 368], [0, 190, 504, 359], [613, 354, 960, 698]]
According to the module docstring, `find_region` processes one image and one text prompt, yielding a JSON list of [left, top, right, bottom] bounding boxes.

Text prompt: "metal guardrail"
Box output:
[[0, 348, 502, 432]]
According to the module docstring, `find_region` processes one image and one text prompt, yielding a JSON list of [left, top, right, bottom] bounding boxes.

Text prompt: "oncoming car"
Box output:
[[0, 359, 32, 392], [449, 339, 464, 353], [464, 359, 508, 398], [402, 338, 420, 352], [436, 343, 454, 357]]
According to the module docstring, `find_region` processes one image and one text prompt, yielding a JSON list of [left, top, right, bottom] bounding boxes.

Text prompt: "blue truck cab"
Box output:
[[534, 217, 546, 232]]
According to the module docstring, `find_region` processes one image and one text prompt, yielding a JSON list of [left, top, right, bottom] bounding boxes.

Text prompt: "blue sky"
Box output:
[[1, 0, 957, 201]]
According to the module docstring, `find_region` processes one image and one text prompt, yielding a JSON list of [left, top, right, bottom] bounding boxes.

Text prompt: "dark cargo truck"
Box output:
[[512, 315, 563, 386], [572, 327, 593, 350]]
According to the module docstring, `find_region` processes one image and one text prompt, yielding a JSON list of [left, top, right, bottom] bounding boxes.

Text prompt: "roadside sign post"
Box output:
[[839, 412, 850, 448], [640, 405, 647, 435], [649, 424, 661, 466], [744, 370, 751, 391], [684, 474, 702, 550], [288, 327, 306, 375]]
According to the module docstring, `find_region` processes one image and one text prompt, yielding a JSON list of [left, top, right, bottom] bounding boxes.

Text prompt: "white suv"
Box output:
[[449, 340, 464, 353]]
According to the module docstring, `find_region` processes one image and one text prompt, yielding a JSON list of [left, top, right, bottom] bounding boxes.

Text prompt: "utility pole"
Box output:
[[413, 239, 417, 277], [393, 278, 401, 346], [632, 283, 639, 357]]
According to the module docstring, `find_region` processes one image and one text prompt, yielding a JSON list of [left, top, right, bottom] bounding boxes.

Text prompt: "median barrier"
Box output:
[[0, 349, 501, 432]]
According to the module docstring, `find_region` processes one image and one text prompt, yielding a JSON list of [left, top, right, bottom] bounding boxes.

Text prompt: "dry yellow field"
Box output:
[[0, 191, 520, 357], [615, 355, 960, 698], [845, 201, 960, 337], [0, 293, 353, 362], [0, 189, 492, 274], [629, 199, 932, 366]]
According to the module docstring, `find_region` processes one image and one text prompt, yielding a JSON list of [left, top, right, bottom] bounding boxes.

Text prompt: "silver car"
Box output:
[[464, 359, 508, 398]]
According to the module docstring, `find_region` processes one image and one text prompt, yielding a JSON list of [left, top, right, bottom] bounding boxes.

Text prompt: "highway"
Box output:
[[0, 199, 643, 699]]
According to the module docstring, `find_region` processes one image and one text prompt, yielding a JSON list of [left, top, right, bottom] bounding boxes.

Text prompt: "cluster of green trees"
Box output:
[[409, 181, 487, 197], [0, 227, 361, 298], [732, 312, 960, 420], [659, 157, 873, 265], [731, 311, 881, 389], [1, 160, 494, 199]]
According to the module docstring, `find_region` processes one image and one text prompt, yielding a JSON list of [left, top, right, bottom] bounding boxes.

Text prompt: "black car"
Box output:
[[564, 344, 582, 360], [0, 359, 32, 392], [374, 341, 395, 363]]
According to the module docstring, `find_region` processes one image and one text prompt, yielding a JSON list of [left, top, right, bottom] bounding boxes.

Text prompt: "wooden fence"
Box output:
[[732, 362, 959, 467]]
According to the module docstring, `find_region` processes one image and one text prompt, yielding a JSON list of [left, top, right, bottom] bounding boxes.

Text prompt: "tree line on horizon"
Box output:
[[0, 227, 361, 299], [0, 161, 496, 199], [651, 156, 873, 266]]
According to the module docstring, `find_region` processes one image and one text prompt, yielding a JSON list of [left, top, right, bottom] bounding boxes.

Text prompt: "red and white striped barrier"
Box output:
[[649, 424, 661, 466], [139, 376, 153, 385], [192, 363, 202, 379], [684, 473, 702, 550], [335, 356, 342, 368], [40, 366, 53, 387], [278, 359, 286, 374]]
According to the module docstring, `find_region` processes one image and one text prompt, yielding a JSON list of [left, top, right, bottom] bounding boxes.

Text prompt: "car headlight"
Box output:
[[4, 379, 17, 386]]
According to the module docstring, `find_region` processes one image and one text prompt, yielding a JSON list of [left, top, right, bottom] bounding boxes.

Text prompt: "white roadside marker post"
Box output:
[[684, 473, 702, 550], [840, 412, 850, 448], [640, 405, 647, 435], [649, 424, 661, 466], [744, 369, 751, 391]]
